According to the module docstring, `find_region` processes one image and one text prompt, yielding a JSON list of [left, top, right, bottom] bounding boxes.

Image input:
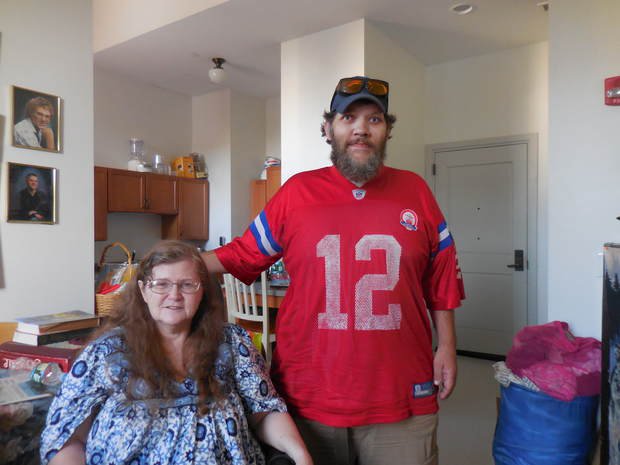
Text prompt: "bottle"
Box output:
[[31, 362, 63, 386]]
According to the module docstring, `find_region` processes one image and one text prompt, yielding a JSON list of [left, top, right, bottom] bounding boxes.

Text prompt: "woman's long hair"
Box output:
[[100, 240, 225, 412]]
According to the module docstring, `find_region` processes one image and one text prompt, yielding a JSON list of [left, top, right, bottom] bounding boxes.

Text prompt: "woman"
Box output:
[[40, 240, 312, 465]]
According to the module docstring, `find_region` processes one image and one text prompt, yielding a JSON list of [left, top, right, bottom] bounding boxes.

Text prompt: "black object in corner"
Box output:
[[263, 444, 295, 465]]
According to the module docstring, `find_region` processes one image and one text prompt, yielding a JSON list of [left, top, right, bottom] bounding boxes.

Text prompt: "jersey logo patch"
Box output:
[[412, 381, 436, 399], [400, 209, 418, 231], [352, 189, 366, 200]]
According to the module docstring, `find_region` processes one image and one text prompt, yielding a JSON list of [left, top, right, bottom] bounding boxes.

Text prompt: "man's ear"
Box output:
[[322, 121, 332, 144]]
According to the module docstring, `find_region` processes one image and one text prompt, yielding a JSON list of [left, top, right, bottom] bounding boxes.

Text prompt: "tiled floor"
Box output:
[[437, 356, 499, 465]]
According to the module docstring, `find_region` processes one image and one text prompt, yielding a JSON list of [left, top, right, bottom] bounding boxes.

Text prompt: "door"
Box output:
[[432, 142, 529, 355]]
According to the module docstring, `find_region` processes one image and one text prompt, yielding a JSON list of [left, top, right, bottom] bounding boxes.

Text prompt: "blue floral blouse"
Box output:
[[40, 324, 286, 465]]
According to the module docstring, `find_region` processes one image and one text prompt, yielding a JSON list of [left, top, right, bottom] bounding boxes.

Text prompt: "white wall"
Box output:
[[424, 43, 548, 145], [365, 21, 425, 174], [424, 42, 549, 325], [0, 0, 94, 320], [547, 0, 620, 338], [281, 20, 365, 181], [231, 93, 266, 237], [94, 67, 192, 261], [192, 90, 232, 250], [265, 97, 281, 159], [94, 68, 192, 169], [93, 0, 227, 52]]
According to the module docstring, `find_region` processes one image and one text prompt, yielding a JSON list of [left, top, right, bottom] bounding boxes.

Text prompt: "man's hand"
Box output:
[[433, 345, 457, 400], [430, 309, 457, 400]]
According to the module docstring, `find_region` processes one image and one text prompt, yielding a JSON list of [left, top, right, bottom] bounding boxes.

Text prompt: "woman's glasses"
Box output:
[[146, 279, 202, 294], [335, 77, 389, 97]]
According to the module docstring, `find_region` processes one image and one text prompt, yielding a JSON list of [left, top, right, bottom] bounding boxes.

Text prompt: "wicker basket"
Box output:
[[95, 242, 134, 317]]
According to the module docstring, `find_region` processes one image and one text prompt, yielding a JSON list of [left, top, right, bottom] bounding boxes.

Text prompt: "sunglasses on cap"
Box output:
[[335, 77, 389, 97], [330, 76, 390, 114]]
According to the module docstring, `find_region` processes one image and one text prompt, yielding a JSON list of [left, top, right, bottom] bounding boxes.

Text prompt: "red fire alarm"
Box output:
[[605, 76, 620, 105]]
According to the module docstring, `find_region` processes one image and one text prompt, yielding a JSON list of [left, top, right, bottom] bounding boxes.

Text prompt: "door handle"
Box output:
[[507, 249, 524, 271]]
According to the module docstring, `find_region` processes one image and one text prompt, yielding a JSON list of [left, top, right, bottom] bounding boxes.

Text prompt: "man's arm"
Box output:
[[201, 250, 227, 274], [430, 309, 457, 400]]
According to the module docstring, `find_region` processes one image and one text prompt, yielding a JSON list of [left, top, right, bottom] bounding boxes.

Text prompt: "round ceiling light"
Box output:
[[208, 57, 227, 84], [450, 3, 475, 15]]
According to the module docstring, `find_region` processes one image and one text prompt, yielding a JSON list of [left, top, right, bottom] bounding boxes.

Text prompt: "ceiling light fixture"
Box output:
[[450, 3, 475, 15], [208, 57, 227, 84]]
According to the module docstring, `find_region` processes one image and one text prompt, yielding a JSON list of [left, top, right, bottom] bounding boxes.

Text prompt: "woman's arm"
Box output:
[[249, 411, 313, 465], [48, 413, 93, 465]]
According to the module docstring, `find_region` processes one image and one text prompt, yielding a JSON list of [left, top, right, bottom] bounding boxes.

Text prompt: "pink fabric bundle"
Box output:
[[506, 321, 601, 401]]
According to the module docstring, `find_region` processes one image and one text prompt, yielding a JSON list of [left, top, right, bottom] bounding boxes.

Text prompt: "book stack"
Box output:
[[0, 310, 100, 373]]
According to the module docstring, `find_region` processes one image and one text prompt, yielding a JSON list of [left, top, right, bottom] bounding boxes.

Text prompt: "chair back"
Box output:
[[223, 271, 272, 365]]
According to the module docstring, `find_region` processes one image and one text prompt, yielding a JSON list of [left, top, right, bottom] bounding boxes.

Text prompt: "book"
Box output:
[[0, 341, 81, 372], [15, 310, 100, 335], [0, 370, 54, 406], [12, 326, 94, 346]]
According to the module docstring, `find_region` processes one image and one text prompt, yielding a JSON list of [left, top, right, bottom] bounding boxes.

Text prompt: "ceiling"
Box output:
[[93, 0, 548, 98]]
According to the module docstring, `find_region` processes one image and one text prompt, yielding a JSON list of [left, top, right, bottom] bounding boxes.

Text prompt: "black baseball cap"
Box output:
[[330, 76, 389, 114]]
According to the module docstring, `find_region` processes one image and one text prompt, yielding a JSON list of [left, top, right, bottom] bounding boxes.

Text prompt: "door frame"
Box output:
[[424, 134, 538, 328]]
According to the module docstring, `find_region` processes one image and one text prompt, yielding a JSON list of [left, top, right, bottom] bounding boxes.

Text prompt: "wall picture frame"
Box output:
[[7, 162, 58, 224], [11, 85, 62, 153]]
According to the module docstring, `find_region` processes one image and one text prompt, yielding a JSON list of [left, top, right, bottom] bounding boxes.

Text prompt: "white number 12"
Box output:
[[316, 234, 402, 331]]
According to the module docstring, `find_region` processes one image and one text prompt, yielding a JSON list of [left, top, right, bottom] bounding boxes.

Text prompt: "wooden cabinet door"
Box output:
[[265, 166, 281, 202], [146, 174, 177, 214], [94, 167, 108, 241], [250, 180, 266, 221], [107, 169, 145, 212], [249, 166, 281, 222], [179, 179, 209, 240], [162, 179, 209, 240]]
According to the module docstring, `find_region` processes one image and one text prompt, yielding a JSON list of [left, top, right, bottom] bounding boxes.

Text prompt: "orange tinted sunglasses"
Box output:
[[335, 77, 389, 97]]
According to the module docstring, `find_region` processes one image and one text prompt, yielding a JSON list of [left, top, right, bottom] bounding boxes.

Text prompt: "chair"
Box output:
[[223, 271, 275, 366]]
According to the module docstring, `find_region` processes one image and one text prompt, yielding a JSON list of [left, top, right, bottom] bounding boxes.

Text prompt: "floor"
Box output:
[[437, 356, 499, 465]]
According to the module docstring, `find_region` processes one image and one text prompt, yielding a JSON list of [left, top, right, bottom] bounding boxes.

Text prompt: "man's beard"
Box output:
[[329, 132, 387, 184]]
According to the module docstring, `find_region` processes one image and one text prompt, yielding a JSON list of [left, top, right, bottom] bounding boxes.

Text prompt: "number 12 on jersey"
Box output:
[[316, 234, 402, 331]]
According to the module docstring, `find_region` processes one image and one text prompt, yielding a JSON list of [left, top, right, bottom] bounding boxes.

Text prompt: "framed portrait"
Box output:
[[11, 85, 62, 153], [602, 243, 620, 465], [7, 162, 57, 224]]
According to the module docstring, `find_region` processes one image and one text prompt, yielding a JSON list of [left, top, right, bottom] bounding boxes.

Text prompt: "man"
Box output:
[[14, 96, 56, 150], [17, 173, 50, 221], [203, 76, 464, 465]]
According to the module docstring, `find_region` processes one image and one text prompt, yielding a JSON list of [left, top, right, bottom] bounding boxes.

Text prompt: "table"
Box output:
[[0, 369, 56, 465]]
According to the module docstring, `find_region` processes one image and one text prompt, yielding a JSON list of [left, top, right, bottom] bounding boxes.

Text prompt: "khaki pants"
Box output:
[[294, 414, 438, 465]]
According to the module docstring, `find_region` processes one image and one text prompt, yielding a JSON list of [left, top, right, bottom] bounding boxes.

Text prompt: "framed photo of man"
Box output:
[[11, 86, 62, 153], [7, 162, 58, 224]]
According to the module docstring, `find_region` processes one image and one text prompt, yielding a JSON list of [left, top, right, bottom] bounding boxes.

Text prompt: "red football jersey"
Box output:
[[216, 165, 464, 427]]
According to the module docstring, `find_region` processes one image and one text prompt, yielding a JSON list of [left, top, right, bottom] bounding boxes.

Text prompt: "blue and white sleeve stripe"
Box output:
[[437, 221, 454, 253], [249, 211, 282, 257]]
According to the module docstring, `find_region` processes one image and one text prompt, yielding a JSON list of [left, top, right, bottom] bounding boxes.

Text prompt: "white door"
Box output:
[[432, 142, 529, 356]]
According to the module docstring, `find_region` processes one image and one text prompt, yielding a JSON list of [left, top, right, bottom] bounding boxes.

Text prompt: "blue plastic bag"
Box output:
[[493, 384, 598, 465]]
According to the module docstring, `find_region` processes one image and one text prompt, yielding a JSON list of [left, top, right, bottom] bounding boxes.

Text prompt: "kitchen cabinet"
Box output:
[[162, 178, 209, 240], [94, 167, 108, 241], [107, 169, 177, 214], [250, 166, 281, 220]]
